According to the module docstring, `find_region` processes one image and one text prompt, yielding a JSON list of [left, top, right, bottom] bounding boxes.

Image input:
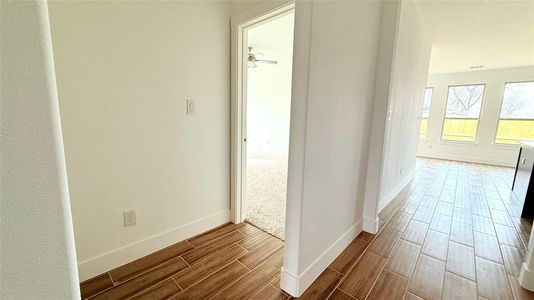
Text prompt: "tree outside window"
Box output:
[[442, 84, 485, 142], [496, 82, 534, 144]]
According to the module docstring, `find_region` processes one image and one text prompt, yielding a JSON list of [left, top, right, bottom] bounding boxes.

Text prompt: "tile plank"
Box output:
[[435, 201, 453, 216], [366, 270, 408, 300], [402, 220, 429, 245], [266, 248, 285, 269], [368, 227, 401, 258], [80, 273, 114, 299], [475, 257, 514, 299], [238, 237, 283, 269], [298, 268, 343, 300], [109, 241, 193, 284], [182, 230, 246, 265], [472, 215, 496, 236], [494, 223, 525, 249], [450, 221, 474, 247], [330, 232, 374, 274], [328, 289, 355, 300], [129, 278, 181, 300], [251, 284, 289, 300], [421, 230, 449, 261], [188, 223, 243, 247], [339, 251, 387, 299], [474, 231, 503, 264], [170, 261, 248, 299], [408, 254, 445, 300], [385, 239, 421, 278], [173, 244, 247, 290], [412, 206, 434, 223], [388, 212, 413, 232], [446, 241, 476, 281], [93, 257, 189, 300], [237, 223, 265, 237], [239, 232, 275, 251], [214, 262, 279, 300], [442, 272, 477, 300], [501, 244, 525, 276], [429, 213, 452, 234]]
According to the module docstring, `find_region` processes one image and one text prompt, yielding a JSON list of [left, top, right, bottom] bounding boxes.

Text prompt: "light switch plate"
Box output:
[[187, 100, 196, 115]]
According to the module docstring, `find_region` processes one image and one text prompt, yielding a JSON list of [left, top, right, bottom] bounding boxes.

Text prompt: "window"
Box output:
[[441, 84, 485, 142], [420, 88, 433, 139], [495, 82, 534, 144]]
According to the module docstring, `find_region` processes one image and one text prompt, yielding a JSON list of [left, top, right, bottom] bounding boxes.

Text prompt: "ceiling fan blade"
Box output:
[[255, 59, 278, 65]]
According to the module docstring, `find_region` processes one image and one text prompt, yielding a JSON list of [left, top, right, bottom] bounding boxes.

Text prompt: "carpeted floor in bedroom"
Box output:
[[245, 152, 288, 240]]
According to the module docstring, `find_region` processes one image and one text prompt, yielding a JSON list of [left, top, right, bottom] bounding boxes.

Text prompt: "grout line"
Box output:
[[327, 266, 344, 276], [334, 287, 358, 299], [178, 256, 249, 293], [171, 277, 183, 292], [206, 263, 252, 300], [235, 259, 251, 271], [186, 240, 197, 249], [107, 272, 116, 286], [326, 179, 425, 299]]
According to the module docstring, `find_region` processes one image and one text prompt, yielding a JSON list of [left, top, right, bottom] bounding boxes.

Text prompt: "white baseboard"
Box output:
[[280, 219, 363, 297], [363, 217, 379, 234], [417, 153, 516, 167], [519, 262, 534, 291], [77, 210, 231, 281], [378, 171, 415, 213]]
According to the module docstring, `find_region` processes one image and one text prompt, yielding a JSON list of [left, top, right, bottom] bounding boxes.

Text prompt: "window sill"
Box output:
[[492, 143, 521, 149], [438, 139, 480, 147]]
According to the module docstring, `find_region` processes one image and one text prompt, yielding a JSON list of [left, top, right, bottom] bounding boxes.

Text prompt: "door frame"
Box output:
[[230, 1, 295, 223]]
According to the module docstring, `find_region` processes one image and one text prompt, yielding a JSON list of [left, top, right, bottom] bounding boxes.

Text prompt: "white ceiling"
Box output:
[[416, 0, 534, 74]]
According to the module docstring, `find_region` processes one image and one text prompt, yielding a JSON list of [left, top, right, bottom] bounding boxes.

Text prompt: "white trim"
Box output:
[[361, 0, 401, 242], [280, 220, 363, 297], [363, 217, 380, 234], [230, 1, 294, 224], [77, 210, 230, 281], [378, 170, 415, 213], [519, 262, 534, 291], [417, 153, 516, 167]]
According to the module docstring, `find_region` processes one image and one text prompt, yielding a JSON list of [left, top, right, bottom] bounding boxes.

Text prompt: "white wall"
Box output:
[[0, 1, 80, 297], [378, 1, 432, 210], [362, 0, 431, 232], [48, 1, 233, 281], [247, 13, 294, 155], [418, 66, 534, 166], [282, 1, 383, 295]]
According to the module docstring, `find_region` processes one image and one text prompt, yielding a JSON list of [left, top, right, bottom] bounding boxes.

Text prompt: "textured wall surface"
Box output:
[[0, 1, 80, 298]]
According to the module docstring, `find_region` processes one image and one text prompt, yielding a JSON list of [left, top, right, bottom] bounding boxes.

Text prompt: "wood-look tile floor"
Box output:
[[80, 158, 534, 300]]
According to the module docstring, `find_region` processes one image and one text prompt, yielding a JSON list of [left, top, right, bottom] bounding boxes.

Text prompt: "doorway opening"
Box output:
[[231, 4, 295, 240]]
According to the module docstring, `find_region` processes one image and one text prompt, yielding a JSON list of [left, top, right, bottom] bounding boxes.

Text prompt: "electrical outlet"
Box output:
[[123, 210, 136, 227], [400, 167, 404, 175]]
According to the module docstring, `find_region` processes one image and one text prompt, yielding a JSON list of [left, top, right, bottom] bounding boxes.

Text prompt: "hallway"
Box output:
[[79, 158, 534, 299], [322, 158, 533, 299]]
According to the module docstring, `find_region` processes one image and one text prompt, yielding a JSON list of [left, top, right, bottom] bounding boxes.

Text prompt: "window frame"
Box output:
[[419, 87, 433, 140], [440, 83, 487, 144], [493, 80, 534, 146]]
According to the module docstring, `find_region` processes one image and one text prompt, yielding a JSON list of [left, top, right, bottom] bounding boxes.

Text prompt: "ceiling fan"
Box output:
[[248, 47, 277, 68]]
